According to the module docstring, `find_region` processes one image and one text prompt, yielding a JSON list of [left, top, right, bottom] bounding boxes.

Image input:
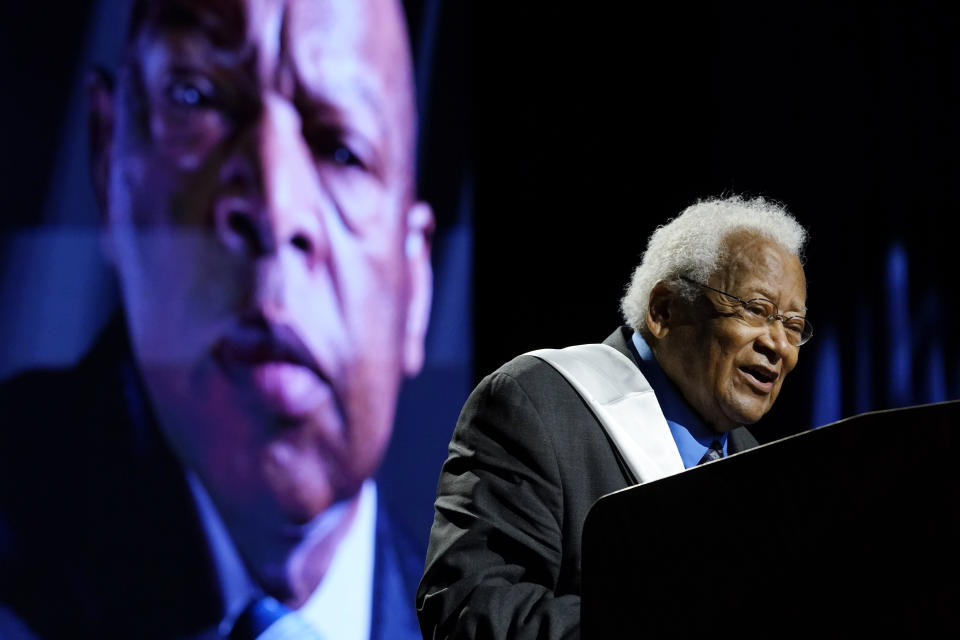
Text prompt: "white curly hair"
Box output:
[[620, 195, 808, 335]]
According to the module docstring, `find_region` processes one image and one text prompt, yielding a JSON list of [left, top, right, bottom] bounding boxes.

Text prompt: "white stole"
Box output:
[[529, 344, 685, 485]]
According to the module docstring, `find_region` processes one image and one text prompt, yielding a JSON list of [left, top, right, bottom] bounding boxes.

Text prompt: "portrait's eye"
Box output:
[[301, 116, 376, 174], [163, 76, 216, 110], [147, 69, 232, 158], [170, 83, 201, 106], [313, 137, 369, 171], [331, 144, 364, 168]]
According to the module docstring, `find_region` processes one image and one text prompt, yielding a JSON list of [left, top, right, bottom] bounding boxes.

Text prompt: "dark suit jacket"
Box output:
[[0, 319, 422, 640], [416, 327, 758, 639]]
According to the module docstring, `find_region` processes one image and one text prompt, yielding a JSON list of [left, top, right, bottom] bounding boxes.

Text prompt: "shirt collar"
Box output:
[[630, 331, 727, 468], [299, 479, 376, 640], [186, 473, 377, 640]]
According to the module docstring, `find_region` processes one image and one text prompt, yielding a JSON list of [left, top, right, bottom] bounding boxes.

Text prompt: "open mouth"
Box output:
[[739, 364, 778, 389]]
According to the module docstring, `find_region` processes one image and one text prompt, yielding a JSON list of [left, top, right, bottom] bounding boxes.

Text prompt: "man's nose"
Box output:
[[756, 318, 792, 362], [215, 94, 324, 262]]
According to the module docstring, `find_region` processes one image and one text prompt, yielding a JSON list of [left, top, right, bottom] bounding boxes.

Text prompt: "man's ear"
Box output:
[[645, 281, 675, 339], [87, 66, 115, 214], [402, 200, 435, 376]]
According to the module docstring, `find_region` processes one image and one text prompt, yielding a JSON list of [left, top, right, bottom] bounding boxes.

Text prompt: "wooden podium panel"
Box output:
[[581, 400, 959, 638]]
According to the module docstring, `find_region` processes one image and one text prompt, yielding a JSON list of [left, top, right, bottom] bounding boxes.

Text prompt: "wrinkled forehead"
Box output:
[[125, 0, 417, 144], [128, 0, 410, 65], [715, 232, 808, 312]]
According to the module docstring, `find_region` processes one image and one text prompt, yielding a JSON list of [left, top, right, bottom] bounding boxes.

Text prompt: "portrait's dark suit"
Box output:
[[0, 319, 422, 640], [417, 327, 758, 640]]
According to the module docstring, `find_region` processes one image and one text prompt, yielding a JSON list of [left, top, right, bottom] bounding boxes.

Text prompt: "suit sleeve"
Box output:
[[416, 369, 580, 640]]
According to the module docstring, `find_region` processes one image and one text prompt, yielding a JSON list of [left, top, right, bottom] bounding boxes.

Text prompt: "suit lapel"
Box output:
[[602, 326, 640, 364], [728, 426, 759, 454]]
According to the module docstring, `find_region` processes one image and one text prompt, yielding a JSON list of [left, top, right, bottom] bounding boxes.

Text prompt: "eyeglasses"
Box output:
[[679, 276, 813, 347]]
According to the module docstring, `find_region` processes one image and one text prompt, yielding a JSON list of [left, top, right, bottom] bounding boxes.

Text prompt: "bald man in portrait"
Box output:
[[0, 1, 434, 638]]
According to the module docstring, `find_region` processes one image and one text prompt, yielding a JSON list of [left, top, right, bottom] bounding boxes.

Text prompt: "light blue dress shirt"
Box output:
[[630, 331, 727, 468]]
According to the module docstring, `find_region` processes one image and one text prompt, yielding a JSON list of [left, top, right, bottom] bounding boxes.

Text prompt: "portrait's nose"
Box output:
[[214, 94, 324, 263]]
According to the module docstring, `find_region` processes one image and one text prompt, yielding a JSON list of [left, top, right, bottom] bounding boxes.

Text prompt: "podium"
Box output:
[[580, 400, 959, 637]]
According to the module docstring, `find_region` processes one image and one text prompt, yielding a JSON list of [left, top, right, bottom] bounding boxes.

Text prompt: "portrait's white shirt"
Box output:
[[299, 480, 376, 640], [187, 473, 376, 640]]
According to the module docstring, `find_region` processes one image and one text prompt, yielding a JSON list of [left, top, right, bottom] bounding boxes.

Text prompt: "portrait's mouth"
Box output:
[[738, 364, 778, 393], [212, 318, 332, 415]]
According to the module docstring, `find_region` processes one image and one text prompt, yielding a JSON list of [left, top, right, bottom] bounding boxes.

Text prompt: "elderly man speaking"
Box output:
[[417, 195, 812, 639]]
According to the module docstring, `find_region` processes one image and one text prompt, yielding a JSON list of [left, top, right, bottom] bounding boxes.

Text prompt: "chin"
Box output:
[[739, 409, 768, 426], [721, 383, 778, 424], [719, 401, 766, 428], [257, 448, 334, 519]]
